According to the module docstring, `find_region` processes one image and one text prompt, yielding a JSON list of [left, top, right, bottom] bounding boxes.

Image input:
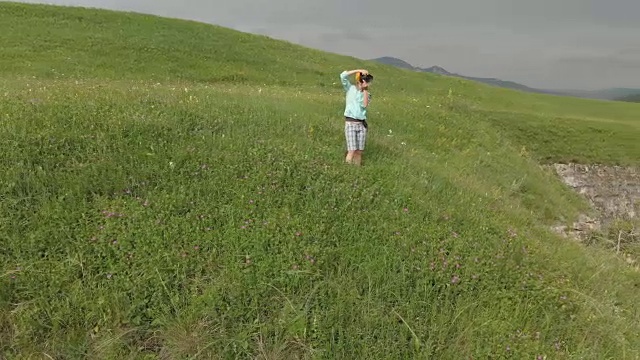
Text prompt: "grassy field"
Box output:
[[1, 2, 640, 359]]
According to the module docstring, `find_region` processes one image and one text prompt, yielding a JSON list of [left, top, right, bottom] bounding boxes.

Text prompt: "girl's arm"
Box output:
[[362, 90, 370, 107], [344, 69, 368, 76], [339, 69, 368, 91]]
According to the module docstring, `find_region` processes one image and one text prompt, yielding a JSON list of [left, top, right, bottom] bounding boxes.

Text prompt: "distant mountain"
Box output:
[[616, 94, 640, 103], [371, 56, 640, 101], [559, 88, 640, 101], [372, 56, 416, 70]]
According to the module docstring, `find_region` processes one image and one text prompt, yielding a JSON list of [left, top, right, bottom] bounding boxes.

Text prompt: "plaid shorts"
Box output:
[[345, 119, 367, 151]]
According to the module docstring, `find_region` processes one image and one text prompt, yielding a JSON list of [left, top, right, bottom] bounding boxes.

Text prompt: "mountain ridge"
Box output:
[[371, 56, 640, 101]]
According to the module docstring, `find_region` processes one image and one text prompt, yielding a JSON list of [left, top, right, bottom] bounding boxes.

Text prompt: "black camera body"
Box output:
[[359, 72, 374, 83]]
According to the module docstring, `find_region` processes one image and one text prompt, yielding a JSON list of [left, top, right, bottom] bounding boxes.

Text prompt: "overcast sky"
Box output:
[[16, 0, 640, 90]]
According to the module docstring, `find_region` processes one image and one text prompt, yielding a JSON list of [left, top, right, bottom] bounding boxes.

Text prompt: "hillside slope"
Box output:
[[1, 3, 639, 359]]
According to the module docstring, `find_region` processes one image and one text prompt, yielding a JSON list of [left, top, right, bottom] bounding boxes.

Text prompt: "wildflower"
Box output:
[[194, 245, 200, 251], [106, 274, 113, 279], [295, 232, 302, 237], [451, 275, 460, 284], [249, 199, 255, 204], [403, 207, 409, 213]]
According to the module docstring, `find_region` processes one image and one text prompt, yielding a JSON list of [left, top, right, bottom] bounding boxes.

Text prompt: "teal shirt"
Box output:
[[340, 71, 371, 120]]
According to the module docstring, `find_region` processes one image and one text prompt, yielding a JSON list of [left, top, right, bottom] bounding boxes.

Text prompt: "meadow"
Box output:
[[1, 2, 640, 359]]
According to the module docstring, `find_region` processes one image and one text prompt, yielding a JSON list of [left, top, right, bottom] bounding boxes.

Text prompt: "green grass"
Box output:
[[1, 2, 640, 359]]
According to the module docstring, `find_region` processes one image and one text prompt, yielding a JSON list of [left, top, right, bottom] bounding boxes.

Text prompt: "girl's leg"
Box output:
[[353, 125, 366, 165], [345, 122, 357, 164], [346, 151, 355, 163], [353, 151, 362, 165]]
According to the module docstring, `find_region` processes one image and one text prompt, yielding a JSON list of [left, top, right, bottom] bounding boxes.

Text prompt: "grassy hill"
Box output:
[[1, 2, 639, 359]]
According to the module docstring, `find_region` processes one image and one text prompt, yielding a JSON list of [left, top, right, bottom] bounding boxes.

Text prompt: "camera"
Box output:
[[359, 72, 373, 83]]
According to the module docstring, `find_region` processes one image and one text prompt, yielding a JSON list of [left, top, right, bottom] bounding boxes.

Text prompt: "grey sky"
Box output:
[[16, 0, 640, 90]]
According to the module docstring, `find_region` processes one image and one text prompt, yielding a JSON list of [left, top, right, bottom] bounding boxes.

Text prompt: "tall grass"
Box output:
[[1, 2, 639, 359]]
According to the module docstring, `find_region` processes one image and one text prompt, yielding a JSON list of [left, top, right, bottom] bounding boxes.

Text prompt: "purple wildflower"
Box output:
[[451, 275, 460, 284]]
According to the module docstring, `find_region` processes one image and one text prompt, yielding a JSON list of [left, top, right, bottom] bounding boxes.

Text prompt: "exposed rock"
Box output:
[[550, 163, 639, 241]]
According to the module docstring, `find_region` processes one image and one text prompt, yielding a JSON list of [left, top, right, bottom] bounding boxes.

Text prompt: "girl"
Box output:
[[339, 69, 373, 165]]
